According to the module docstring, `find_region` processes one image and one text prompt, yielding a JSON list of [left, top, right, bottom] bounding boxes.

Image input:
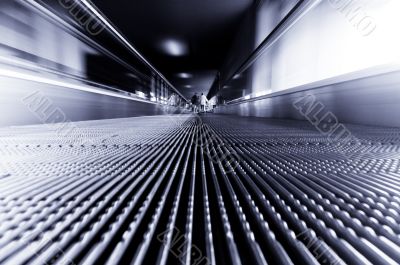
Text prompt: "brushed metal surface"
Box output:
[[215, 70, 400, 127], [0, 76, 187, 127]]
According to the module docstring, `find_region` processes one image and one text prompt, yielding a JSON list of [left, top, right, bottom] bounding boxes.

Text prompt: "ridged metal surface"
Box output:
[[0, 114, 400, 265]]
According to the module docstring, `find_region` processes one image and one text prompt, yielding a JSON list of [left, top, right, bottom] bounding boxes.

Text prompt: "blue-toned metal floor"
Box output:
[[0, 114, 400, 265]]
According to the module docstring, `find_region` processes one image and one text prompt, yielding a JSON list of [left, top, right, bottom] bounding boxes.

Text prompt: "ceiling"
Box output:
[[92, 0, 255, 98]]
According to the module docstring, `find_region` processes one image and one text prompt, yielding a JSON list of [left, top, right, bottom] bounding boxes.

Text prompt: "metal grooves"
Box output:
[[0, 114, 399, 265]]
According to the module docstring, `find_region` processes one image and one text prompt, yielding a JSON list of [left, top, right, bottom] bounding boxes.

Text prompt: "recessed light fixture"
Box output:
[[233, 74, 242, 79], [184, 85, 192, 88], [176, 72, 192, 78], [126, 73, 139, 79], [160, 39, 188, 56]]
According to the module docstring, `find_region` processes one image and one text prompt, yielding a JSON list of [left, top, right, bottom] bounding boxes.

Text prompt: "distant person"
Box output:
[[168, 93, 176, 106], [209, 96, 217, 111], [200, 93, 208, 112], [218, 95, 225, 105], [191, 93, 199, 112]]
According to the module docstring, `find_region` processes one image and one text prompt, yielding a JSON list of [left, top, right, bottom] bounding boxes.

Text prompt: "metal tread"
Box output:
[[0, 114, 399, 265]]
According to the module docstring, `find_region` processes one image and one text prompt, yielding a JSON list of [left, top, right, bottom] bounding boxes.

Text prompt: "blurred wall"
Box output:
[[0, 75, 185, 126], [0, 0, 188, 127], [214, 0, 400, 127], [215, 69, 400, 127]]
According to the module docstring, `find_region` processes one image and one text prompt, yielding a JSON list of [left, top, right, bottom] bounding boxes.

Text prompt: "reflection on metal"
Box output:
[[216, 68, 400, 127], [225, 64, 400, 105], [0, 68, 147, 102], [1, 115, 400, 264], [0, 56, 151, 102]]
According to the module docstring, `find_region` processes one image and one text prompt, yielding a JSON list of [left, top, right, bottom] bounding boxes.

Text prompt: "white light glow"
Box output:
[[244, 95, 251, 100], [0, 68, 149, 102], [176, 73, 192, 78], [254, 90, 271, 98], [160, 39, 188, 56], [269, 0, 400, 91], [126, 73, 139, 79], [136, 91, 146, 98]]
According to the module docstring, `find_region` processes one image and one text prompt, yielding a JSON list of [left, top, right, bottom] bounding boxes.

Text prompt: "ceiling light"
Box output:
[[184, 85, 192, 88], [233, 74, 242, 79], [126, 73, 139, 79], [176, 73, 192, 78], [160, 39, 188, 56]]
